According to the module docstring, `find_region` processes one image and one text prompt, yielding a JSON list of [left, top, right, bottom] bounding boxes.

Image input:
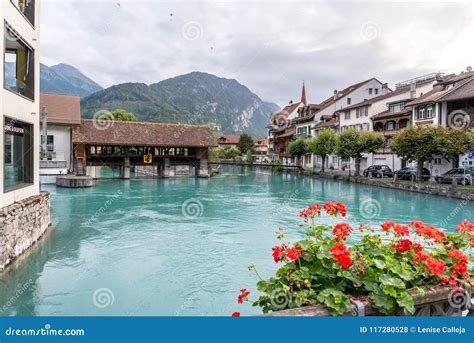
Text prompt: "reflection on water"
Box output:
[[0, 166, 472, 316]]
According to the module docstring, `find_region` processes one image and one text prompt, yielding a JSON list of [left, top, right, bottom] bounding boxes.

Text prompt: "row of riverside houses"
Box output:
[[267, 68, 474, 175]]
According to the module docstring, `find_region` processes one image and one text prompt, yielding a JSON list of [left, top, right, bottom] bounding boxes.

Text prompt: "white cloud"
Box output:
[[41, 0, 474, 106]]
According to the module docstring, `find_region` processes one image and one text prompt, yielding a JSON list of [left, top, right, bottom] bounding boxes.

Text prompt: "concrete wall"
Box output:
[[0, 192, 51, 271], [0, 1, 41, 208]]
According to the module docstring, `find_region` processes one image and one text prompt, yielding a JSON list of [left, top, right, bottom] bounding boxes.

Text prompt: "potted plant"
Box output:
[[232, 202, 473, 316]]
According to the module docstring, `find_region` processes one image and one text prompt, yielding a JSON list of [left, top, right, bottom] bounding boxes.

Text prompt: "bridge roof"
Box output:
[[73, 120, 218, 147]]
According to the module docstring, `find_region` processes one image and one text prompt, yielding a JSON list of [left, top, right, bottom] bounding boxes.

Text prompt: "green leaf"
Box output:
[[379, 274, 405, 288], [396, 291, 415, 315], [373, 259, 386, 269], [371, 290, 396, 313]]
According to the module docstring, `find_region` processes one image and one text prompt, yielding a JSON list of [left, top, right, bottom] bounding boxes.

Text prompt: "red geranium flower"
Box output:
[[393, 239, 412, 252], [425, 256, 445, 276], [393, 224, 409, 236], [287, 246, 304, 261], [231, 312, 240, 317], [299, 204, 322, 220], [333, 223, 353, 241], [324, 201, 347, 217], [412, 222, 445, 243], [272, 244, 287, 263], [456, 220, 474, 235], [330, 243, 352, 269], [447, 250, 468, 263], [237, 288, 250, 304], [381, 221, 395, 232]]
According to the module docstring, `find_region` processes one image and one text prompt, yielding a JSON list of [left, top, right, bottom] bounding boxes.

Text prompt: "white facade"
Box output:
[[300, 78, 385, 170], [40, 125, 71, 184], [0, 1, 40, 208]]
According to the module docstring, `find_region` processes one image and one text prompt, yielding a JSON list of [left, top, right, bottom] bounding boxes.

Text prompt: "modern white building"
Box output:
[[40, 93, 81, 184], [1, 0, 40, 208], [0, 0, 51, 271]]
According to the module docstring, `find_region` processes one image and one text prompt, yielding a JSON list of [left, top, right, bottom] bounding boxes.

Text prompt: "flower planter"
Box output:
[[262, 283, 472, 316]]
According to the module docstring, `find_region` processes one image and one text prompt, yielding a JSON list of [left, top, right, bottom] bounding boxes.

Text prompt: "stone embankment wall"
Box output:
[[0, 192, 52, 271]]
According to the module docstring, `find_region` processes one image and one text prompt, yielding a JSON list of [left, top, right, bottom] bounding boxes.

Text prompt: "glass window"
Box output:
[[344, 111, 350, 120], [3, 117, 34, 191], [347, 98, 351, 105], [4, 24, 35, 100], [11, 0, 35, 26], [375, 88, 379, 95]]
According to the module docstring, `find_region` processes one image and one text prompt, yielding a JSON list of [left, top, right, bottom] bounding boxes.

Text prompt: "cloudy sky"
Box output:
[[41, 0, 474, 106]]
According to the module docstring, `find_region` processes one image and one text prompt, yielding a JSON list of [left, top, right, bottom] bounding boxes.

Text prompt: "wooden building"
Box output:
[[72, 120, 217, 178]]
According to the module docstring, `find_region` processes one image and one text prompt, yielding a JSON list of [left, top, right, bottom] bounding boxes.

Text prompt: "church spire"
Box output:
[[301, 82, 308, 106]]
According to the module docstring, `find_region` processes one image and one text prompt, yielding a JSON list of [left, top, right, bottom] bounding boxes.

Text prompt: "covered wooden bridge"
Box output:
[[72, 120, 217, 178]]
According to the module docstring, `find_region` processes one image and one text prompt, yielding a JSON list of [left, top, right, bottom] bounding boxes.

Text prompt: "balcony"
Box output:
[[4, 24, 35, 100], [11, 0, 35, 27]]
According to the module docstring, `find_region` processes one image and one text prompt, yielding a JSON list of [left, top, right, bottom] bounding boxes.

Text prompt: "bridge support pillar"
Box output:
[[121, 157, 130, 179], [198, 158, 209, 178], [163, 158, 172, 178]]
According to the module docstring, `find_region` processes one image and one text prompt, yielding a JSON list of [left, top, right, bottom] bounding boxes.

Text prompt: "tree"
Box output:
[[98, 109, 137, 122], [336, 129, 384, 176], [306, 128, 338, 172], [219, 147, 241, 160], [237, 133, 254, 154], [390, 125, 472, 182], [288, 137, 308, 166]]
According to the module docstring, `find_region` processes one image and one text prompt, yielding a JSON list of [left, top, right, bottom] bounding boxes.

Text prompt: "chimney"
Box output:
[[381, 83, 389, 95], [333, 89, 338, 100], [410, 84, 416, 99]]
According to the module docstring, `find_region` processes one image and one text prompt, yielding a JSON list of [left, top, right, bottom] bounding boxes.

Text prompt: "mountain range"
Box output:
[[80, 72, 279, 136], [8, 63, 278, 136]]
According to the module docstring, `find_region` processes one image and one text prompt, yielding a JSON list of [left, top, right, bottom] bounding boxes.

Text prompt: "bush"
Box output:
[[233, 202, 472, 316]]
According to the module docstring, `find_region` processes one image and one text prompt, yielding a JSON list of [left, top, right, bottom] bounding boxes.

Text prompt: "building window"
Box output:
[[385, 121, 395, 131], [347, 98, 351, 105], [11, 0, 35, 26], [356, 106, 368, 118], [4, 24, 35, 100], [418, 106, 425, 119], [389, 103, 404, 113], [344, 111, 350, 120], [426, 105, 433, 118], [3, 117, 34, 191], [368, 88, 373, 95], [374, 88, 379, 95], [363, 123, 369, 131]]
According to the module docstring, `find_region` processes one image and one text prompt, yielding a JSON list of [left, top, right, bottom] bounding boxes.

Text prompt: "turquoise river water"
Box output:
[[0, 167, 472, 316]]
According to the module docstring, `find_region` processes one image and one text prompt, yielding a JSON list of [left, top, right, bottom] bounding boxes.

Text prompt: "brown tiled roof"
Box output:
[[317, 78, 384, 111], [372, 107, 412, 121], [217, 135, 240, 144], [408, 76, 474, 106], [282, 102, 302, 114], [72, 120, 217, 147], [253, 138, 268, 147], [40, 93, 81, 125], [313, 119, 337, 129], [340, 87, 410, 111], [275, 127, 296, 139]]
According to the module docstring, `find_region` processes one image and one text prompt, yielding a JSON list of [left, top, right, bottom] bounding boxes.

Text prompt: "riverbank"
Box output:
[[299, 170, 474, 200]]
